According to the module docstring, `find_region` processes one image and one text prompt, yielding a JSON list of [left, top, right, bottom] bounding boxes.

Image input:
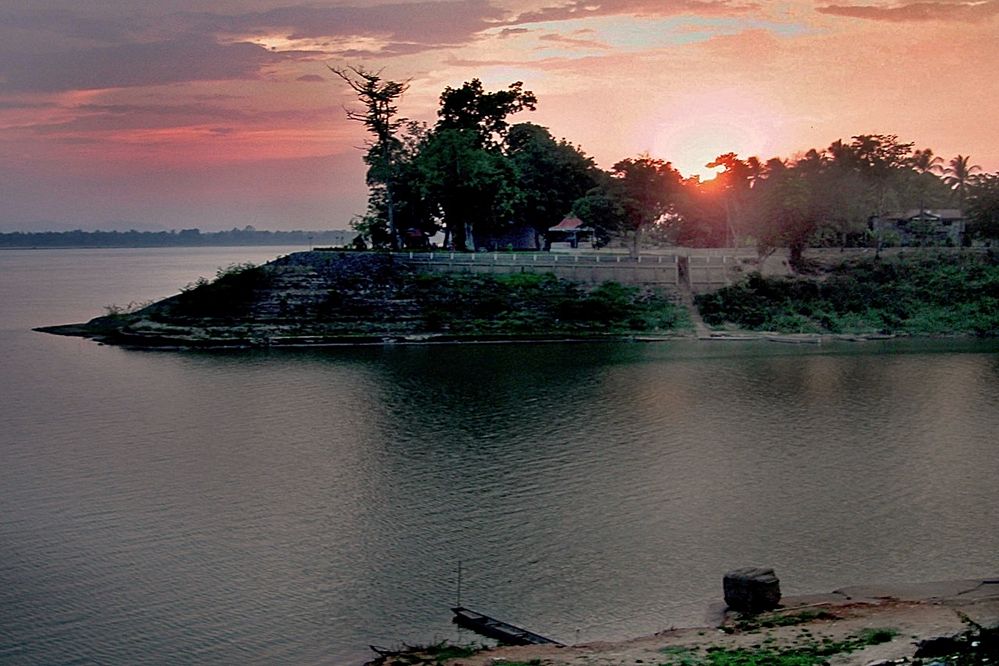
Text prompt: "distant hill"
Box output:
[[0, 227, 356, 249]]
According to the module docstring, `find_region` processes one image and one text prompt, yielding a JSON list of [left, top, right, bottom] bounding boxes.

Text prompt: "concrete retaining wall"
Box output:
[[396, 251, 681, 287], [393, 249, 793, 293]]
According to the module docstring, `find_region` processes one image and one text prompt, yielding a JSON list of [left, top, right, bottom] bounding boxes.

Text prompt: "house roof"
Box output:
[[549, 216, 591, 232], [884, 208, 965, 221]]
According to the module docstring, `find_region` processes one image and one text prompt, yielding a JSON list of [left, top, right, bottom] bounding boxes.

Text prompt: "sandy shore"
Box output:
[[398, 578, 999, 665]]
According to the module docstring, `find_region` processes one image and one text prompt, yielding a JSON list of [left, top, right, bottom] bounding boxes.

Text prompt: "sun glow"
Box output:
[[646, 91, 781, 180]]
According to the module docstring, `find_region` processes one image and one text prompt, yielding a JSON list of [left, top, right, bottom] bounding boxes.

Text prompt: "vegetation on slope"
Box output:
[[77, 252, 685, 346], [695, 251, 999, 336]]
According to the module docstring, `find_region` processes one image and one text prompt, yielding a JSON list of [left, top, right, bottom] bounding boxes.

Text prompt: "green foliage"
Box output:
[[507, 122, 601, 238], [410, 273, 681, 335], [660, 645, 703, 665], [437, 78, 537, 148], [659, 628, 897, 666], [967, 172, 999, 242], [611, 156, 683, 254], [412, 127, 520, 251], [696, 252, 999, 336], [733, 610, 837, 632], [858, 627, 898, 644]]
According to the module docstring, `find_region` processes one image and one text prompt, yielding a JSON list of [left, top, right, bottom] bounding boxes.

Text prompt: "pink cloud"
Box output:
[[537, 32, 611, 49], [512, 0, 760, 24], [817, 0, 999, 22]]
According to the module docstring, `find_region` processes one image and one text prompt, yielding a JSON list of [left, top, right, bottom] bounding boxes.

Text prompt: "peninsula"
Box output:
[[36, 248, 999, 348], [37, 251, 686, 348]]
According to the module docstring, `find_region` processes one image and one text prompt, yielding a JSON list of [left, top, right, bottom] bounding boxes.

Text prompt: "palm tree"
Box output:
[[910, 148, 943, 175], [944, 154, 982, 209]]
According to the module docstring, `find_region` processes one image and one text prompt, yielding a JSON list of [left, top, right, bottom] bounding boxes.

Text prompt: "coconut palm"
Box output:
[[910, 148, 943, 175], [944, 154, 982, 208]]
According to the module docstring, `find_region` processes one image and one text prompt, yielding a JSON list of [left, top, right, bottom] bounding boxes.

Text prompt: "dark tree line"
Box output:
[[336, 71, 999, 265], [0, 227, 353, 249]]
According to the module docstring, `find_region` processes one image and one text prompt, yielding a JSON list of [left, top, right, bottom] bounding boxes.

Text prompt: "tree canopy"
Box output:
[[335, 69, 994, 260]]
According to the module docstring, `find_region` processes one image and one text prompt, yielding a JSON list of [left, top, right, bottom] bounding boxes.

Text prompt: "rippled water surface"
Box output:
[[2, 248, 998, 665]]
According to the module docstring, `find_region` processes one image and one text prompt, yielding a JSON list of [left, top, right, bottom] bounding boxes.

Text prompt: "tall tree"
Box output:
[[437, 79, 537, 148], [909, 148, 943, 176], [505, 123, 601, 247], [572, 184, 628, 247], [848, 134, 913, 217], [966, 172, 999, 242], [413, 128, 518, 251], [671, 176, 729, 247], [406, 79, 538, 250], [944, 154, 982, 209], [753, 163, 823, 271], [331, 65, 409, 249], [704, 153, 763, 247], [608, 156, 681, 257]]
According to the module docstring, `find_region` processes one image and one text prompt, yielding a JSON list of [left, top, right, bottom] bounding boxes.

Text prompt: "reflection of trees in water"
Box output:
[[366, 344, 632, 447]]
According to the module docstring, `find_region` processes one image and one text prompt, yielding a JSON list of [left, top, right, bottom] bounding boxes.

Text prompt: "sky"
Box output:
[[1, 0, 997, 231]]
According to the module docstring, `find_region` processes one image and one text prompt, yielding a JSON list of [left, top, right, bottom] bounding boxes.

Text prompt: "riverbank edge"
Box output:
[[32, 248, 998, 349], [377, 577, 999, 666], [35, 320, 928, 350]]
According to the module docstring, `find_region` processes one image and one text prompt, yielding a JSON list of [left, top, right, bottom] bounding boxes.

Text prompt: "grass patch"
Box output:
[[733, 610, 838, 631], [657, 628, 898, 666], [660, 645, 703, 665]]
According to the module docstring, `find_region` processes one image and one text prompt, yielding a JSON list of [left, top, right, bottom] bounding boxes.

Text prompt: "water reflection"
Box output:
[[3, 339, 999, 664]]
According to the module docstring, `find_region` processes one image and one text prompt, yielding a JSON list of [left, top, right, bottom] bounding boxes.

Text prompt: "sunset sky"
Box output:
[[1, 0, 997, 231]]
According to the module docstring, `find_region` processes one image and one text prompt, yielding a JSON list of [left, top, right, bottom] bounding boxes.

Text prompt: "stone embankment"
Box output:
[[36, 251, 689, 347]]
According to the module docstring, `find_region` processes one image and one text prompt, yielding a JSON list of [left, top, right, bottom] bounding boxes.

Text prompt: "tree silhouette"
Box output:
[[436, 79, 537, 148], [910, 148, 943, 175], [944, 155, 982, 209], [330, 65, 410, 249], [705, 153, 763, 247], [609, 156, 681, 257]]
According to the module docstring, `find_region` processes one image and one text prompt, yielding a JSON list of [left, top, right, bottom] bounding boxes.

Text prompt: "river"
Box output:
[[1, 247, 997, 665]]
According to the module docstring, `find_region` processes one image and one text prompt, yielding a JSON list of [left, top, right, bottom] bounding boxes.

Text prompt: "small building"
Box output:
[[872, 209, 966, 246], [473, 223, 539, 251], [547, 216, 595, 250], [402, 227, 430, 249]]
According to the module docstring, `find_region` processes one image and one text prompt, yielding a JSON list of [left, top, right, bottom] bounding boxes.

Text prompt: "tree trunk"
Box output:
[[465, 222, 476, 252], [789, 241, 806, 273], [630, 225, 642, 258], [450, 217, 468, 252], [385, 180, 401, 251]]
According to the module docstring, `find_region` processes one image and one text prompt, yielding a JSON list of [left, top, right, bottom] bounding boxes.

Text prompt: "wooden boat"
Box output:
[[764, 334, 821, 344], [451, 606, 562, 646]]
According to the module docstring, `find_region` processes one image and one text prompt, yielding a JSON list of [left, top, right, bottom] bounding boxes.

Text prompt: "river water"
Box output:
[[1, 247, 997, 665]]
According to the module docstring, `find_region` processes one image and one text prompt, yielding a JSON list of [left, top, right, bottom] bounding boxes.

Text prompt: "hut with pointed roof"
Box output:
[[547, 216, 594, 250]]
